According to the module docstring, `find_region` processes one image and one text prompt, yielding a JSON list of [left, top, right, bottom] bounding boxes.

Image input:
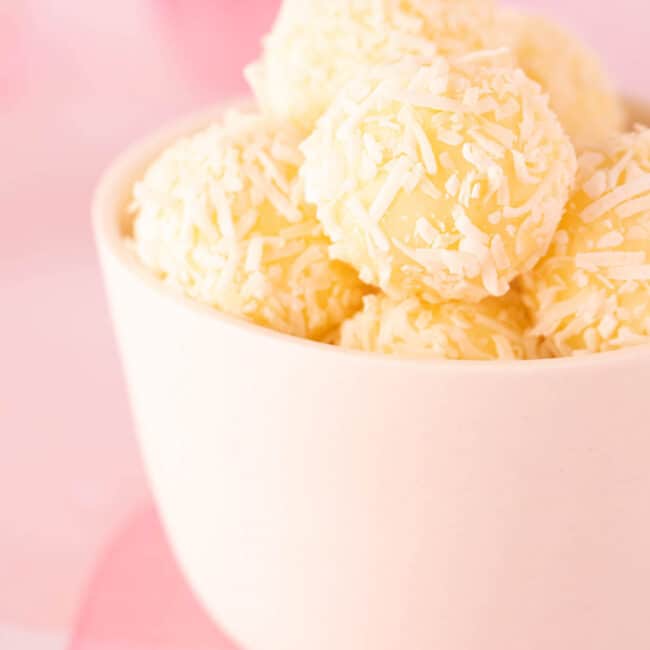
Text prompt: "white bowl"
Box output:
[[94, 100, 650, 650]]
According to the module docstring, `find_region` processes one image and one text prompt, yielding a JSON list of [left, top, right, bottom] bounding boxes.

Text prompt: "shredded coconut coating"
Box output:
[[338, 291, 541, 360], [246, 0, 497, 130], [521, 128, 650, 356], [130, 111, 366, 340], [300, 56, 577, 305], [495, 9, 625, 147]]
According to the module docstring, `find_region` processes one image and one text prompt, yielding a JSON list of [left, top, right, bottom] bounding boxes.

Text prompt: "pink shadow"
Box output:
[[69, 505, 238, 650]]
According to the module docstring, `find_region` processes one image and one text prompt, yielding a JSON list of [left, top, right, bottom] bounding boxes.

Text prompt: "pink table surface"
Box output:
[[1, 0, 649, 648], [69, 506, 236, 650]]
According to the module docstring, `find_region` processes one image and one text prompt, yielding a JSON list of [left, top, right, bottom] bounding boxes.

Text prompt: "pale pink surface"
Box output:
[[0, 0, 648, 648], [0, 0, 267, 642]]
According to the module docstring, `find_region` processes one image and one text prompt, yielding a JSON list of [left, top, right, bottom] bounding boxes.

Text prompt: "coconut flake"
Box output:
[[368, 156, 411, 222], [575, 251, 646, 268], [580, 176, 650, 223]]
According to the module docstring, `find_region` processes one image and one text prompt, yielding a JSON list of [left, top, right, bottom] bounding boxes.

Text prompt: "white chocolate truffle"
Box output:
[[522, 128, 650, 356], [246, 0, 497, 129], [300, 57, 577, 304], [338, 292, 537, 360], [131, 111, 365, 340], [496, 9, 625, 146]]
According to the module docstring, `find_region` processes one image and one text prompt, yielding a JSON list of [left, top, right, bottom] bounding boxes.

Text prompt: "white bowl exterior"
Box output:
[[95, 102, 650, 650]]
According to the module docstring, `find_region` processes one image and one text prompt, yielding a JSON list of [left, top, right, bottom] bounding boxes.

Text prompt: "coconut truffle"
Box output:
[[131, 110, 365, 340], [246, 0, 498, 130], [496, 9, 625, 146], [521, 128, 650, 356], [300, 56, 577, 304], [338, 292, 537, 360]]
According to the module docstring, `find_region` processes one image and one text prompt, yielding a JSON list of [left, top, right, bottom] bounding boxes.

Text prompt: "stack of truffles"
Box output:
[[130, 0, 650, 361]]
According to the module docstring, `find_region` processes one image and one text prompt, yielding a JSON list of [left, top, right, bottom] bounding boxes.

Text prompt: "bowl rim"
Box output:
[[92, 98, 650, 373]]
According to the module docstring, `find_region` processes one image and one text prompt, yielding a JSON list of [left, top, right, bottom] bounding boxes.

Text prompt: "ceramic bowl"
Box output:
[[94, 100, 650, 650]]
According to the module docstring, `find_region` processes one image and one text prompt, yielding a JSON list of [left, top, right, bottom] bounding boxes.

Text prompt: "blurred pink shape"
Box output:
[[0, 6, 27, 101], [153, 0, 279, 98], [69, 505, 238, 650]]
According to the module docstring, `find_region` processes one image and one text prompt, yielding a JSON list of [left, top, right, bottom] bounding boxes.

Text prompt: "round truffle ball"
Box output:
[[495, 9, 625, 146], [338, 292, 538, 360], [300, 57, 577, 304], [521, 128, 650, 356], [131, 110, 366, 340], [246, 0, 497, 130]]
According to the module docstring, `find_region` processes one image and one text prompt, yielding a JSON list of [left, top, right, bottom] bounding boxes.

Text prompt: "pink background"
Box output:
[[0, 0, 648, 648]]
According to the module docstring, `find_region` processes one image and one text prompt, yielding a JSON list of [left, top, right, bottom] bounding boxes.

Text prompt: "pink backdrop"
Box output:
[[1, 0, 648, 648]]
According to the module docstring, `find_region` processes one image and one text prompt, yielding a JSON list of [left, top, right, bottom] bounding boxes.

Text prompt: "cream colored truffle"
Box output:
[[495, 9, 625, 146], [246, 0, 498, 129], [338, 292, 537, 360], [131, 110, 365, 340], [300, 56, 577, 304], [521, 128, 650, 356]]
